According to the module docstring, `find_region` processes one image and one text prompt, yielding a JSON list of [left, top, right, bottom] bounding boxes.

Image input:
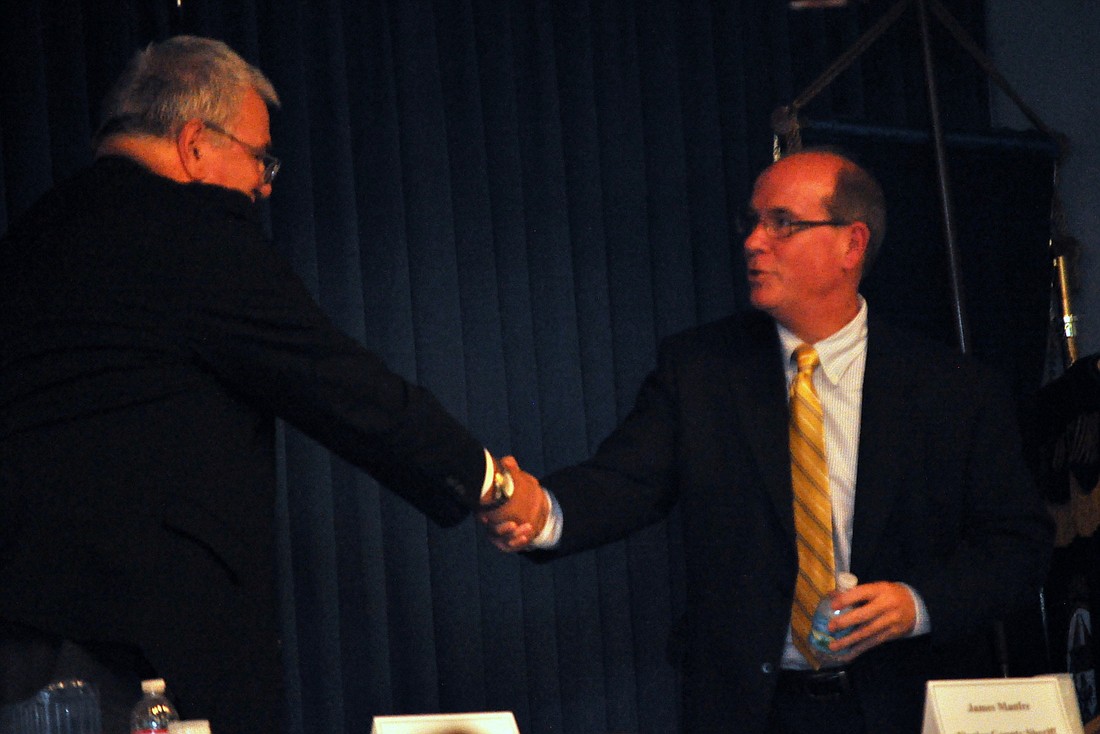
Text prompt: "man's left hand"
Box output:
[[824, 581, 917, 661]]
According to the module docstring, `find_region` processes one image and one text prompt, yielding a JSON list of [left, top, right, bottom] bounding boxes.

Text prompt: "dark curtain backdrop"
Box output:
[[2, 2, 1058, 734]]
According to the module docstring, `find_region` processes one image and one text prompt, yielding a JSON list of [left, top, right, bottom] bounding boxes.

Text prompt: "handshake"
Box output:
[[478, 457, 552, 552]]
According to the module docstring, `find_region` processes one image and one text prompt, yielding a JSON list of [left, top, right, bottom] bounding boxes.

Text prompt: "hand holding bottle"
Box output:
[[808, 572, 860, 661], [811, 577, 919, 662]]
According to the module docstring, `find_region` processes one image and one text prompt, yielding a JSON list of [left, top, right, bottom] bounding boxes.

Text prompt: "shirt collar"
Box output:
[[777, 297, 868, 387]]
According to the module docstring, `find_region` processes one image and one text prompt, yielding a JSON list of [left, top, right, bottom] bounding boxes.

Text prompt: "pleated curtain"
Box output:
[[1, 2, 1011, 733]]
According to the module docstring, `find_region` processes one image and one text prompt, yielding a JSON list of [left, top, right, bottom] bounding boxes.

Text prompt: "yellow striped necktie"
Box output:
[[788, 344, 835, 668]]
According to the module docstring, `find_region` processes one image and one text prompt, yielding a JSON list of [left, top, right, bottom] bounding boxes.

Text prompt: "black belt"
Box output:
[[777, 667, 853, 700]]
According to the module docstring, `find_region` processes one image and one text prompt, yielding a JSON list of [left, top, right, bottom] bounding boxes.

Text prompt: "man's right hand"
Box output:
[[478, 456, 549, 552]]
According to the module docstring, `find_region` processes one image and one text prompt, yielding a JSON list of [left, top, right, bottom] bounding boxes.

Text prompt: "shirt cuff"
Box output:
[[479, 449, 495, 502], [527, 487, 563, 549], [902, 582, 931, 637]]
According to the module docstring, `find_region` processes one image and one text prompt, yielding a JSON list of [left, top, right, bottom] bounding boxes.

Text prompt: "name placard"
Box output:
[[922, 674, 1084, 734], [370, 711, 520, 734]]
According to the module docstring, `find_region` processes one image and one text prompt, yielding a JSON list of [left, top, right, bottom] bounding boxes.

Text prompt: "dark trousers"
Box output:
[[768, 668, 867, 734], [0, 620, 155, 734]]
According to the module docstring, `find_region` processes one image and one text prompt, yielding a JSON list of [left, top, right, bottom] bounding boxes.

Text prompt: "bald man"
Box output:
[[488, 150, 1052, 734]]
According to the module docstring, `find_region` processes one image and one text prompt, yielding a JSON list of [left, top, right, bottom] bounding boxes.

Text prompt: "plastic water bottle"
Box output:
[[129, 679, 179, 734], [808, 572, 859, 661], [0, 678, 103, 734]]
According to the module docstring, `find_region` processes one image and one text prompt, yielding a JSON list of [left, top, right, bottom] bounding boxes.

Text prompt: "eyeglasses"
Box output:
[[203, 121, 281, 184], [737, 209, 851, 240]]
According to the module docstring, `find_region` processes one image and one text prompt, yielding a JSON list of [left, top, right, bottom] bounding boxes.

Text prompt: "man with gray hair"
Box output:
[[94, 34, 282, 201], [0, 35, 525, 734]]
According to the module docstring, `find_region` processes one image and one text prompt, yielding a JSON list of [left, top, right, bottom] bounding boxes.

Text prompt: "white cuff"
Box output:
[[902, 582, 931, 637], [527, 488, 563, 549], [479, 449, 495, 502]]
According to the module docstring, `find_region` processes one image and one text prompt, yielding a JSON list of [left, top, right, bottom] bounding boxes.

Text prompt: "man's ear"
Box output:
[[176, 119, 209, 182], [843, 221, 870, 272]]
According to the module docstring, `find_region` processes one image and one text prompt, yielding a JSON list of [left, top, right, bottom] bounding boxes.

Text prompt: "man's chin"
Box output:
[[747, 289, 775, 313]]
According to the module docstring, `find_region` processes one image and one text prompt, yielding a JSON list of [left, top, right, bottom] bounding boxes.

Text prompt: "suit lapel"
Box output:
[[724, 313, 795, 539], [849, 318, 919, 574]]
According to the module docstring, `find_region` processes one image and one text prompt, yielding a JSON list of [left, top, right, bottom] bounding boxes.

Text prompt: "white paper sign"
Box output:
[[370, 711, 520, 734], [922, 674, 1084, 734]]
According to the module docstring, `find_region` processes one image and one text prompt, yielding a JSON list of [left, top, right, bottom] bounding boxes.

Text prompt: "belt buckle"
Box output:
[[804, 668, 851, 700]]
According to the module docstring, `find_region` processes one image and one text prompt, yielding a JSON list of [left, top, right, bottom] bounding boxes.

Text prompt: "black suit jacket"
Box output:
[[0, 157, 488, 733], [538, 309, 1053, 733]]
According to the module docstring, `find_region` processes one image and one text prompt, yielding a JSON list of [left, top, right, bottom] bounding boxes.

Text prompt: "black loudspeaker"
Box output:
[[801, 121, 1057, 401]]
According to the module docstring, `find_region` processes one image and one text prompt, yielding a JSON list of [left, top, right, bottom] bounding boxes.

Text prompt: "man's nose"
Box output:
[[743, 225, 766, 255]]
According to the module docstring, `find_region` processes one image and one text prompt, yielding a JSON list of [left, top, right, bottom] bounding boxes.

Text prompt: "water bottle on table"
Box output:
[[129, 680, 178, 734]]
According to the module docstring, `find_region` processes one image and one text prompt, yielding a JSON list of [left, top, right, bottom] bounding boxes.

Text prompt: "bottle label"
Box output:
[[808, 608, 854, 656]]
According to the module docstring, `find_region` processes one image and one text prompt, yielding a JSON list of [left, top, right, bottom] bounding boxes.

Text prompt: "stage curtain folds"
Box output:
[[1, 2, 1032, 733]]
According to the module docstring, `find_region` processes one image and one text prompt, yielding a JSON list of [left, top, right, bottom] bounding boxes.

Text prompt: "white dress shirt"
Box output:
[[777, 299, 929, 668]]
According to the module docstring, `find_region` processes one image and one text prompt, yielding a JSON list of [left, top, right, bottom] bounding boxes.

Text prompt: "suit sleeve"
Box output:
[[177, 210, 488, 523], [538, 338, 683, 556]]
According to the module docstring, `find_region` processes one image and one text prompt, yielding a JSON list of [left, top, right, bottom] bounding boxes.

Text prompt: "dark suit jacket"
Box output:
[[0, 157, 488, 733], [537, 309, 1053, 733]]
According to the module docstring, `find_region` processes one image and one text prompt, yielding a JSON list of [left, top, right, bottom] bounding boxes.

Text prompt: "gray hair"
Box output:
[[95, 35, 279, 144]]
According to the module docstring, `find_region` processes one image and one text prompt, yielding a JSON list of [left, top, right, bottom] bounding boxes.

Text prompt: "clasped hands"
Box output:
[[478, 456, 550, 552]]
